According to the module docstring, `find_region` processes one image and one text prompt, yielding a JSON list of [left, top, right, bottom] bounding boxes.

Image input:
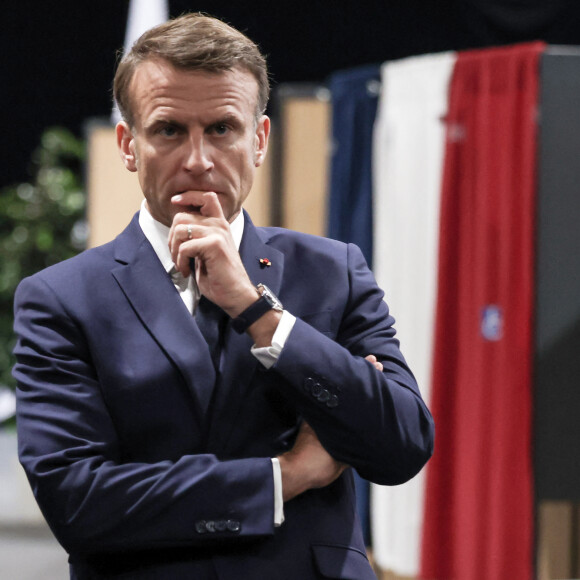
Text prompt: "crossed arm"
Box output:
[[278, 355, 383, 501]]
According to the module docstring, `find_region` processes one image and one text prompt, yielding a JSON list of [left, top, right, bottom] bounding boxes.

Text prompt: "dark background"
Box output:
[[1, 0, 580, 189]]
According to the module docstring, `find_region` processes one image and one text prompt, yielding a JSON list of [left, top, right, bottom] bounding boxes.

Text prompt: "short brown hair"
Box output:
[[113, 13, 270, 126]]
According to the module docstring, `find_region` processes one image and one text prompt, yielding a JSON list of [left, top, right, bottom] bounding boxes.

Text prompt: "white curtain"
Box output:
[[111, 0, 169, 124], [371, 51, 456, 577]]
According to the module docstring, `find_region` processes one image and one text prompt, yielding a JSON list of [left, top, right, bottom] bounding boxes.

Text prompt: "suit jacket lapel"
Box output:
[[111, 216, 217, 421], [206, 213, 284, 453]]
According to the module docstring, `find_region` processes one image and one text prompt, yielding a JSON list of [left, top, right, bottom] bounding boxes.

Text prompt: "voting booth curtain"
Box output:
[[420, 42, 542, 580], [327, 42, 543, 580], [371, 51, 455, 577], [327, 64, 381, 547]]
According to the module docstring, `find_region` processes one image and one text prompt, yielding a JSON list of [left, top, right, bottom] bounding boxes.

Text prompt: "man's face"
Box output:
[[117, 59, 269, 226]]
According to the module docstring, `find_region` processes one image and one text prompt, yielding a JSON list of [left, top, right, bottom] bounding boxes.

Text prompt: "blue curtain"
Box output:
[[327, 64, 381, 545], [327, 64, 381, 270]]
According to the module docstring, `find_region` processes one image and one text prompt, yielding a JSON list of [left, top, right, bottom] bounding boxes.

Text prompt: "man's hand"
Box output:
[[167, 191, 257, 318], [365, 354, 383, 371], [277, 422, 347, 502], [167, 191, 282, 345]]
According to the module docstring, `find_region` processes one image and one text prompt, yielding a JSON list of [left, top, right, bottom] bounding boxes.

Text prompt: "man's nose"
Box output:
[[183, 136, 214, 174]]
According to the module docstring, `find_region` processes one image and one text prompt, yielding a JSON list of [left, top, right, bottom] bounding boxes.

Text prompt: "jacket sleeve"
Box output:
[[273, 243, 434, 485], [13, 275, 275, 556]]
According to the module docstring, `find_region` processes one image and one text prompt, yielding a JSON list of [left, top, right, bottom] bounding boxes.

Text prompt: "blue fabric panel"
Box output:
[[327, 64, 381, 270], [327, 64, 381, 546]]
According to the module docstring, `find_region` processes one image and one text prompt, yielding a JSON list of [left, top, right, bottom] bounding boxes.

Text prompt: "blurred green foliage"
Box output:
[[0, 128, 86, 389]]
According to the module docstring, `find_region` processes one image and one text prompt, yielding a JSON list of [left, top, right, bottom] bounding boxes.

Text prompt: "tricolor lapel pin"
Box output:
[[259, 258, 271, 268]]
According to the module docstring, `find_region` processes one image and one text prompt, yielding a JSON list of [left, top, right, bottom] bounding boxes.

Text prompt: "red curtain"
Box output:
[[420, 42, 545, 580]]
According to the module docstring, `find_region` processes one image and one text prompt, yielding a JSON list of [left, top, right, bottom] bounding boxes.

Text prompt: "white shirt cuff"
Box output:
[[271, 457, 285, 526], [251, 310, 296, 369]]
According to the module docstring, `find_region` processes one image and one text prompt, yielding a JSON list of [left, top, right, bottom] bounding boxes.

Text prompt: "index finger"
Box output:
[[171, 191, 223, 219]]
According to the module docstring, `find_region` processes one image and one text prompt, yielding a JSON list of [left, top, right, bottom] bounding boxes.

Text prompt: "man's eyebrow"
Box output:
[[208, 113, 244, 127], [144, 118, 185, 131]]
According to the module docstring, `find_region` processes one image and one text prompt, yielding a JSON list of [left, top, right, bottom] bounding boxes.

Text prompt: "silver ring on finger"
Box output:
[[187, 224, 193, 240]]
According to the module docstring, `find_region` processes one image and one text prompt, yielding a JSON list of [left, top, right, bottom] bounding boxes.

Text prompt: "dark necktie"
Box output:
[[195, 296, 227, 371]]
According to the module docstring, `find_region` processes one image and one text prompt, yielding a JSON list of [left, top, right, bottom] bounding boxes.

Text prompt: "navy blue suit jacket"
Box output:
[[13, 212, 434, 579]]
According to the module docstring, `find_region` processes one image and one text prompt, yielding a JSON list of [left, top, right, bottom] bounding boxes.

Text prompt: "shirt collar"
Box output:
[[138, 200, 245, 274]]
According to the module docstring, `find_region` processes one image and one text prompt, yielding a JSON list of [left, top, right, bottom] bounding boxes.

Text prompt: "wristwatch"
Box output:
[[231, 283, 283, 334]]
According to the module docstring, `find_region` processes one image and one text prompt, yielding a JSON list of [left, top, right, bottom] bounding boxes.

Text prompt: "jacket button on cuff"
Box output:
[[226, 519, 241, 533], [311, 382, 323, 398], [327, 394, 339, 408], [205, 520, 216, 533], [304, 377, 315, 392], [317, 389, 331, 403], [215, 520, 227, 532], [195, 520, 207, 534]]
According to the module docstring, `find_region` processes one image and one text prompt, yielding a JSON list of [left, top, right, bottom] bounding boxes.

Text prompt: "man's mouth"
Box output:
[[172, 189, 222, 214], [173, 191, 203, 213]]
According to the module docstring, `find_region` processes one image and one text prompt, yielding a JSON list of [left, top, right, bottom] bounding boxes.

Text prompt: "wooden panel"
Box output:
[[376, 568, 414, 580], [243, 136, 272, 227], [280, 94, 330, 236], [575, 505, 580, 578], [536, 501, 574, 580], [86, 124, 273, 248], [86, 125, 142, 248]]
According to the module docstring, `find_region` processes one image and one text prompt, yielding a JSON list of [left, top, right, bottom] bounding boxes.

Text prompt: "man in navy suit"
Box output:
[[13, 13, 434, 579]]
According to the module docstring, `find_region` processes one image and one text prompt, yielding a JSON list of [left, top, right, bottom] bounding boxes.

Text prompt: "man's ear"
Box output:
[[254, 115, 270, 168], [116, 121, 138, 172]]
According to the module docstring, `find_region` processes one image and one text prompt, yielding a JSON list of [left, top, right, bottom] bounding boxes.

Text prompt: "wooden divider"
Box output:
[[277, 87, 331, 237], [86, 124, 143, 248]]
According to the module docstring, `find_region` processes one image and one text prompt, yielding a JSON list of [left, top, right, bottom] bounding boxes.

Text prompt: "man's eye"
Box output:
[[211, 124, 229, 136], [159, 125, 178, 137]]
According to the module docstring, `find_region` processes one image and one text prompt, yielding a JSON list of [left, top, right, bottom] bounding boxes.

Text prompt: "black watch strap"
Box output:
[[231, 296, 273, 334]]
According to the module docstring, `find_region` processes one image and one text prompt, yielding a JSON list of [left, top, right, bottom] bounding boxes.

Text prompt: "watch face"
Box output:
[[258, 284, 283, 310]]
